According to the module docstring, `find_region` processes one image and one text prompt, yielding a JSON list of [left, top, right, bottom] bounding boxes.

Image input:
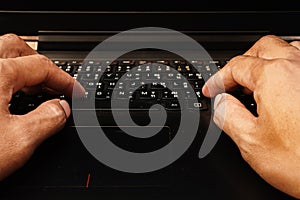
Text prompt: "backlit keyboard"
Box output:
[[9, 59, 257, 116]]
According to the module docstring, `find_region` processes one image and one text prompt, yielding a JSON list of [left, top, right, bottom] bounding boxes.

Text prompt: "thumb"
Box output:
[[213, 93, 257, 146], [20, 99, 70, 147]]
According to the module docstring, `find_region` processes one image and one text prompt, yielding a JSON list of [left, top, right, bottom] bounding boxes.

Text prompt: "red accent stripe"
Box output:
[[86, 173, 91, 188]]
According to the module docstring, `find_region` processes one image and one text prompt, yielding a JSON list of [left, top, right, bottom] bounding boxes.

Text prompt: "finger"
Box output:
[[18, 99, 70, 147], [0, 54, 85, 109], [290, 41, 300, 50], [21, 85, 44, 95], [213, 93, 257, 147], [244, 35, 297, 59], [202, 55, 267, 97], [21, 85, 61, 95], [0, 99, 69, 180], [0, 34, 37, 58]]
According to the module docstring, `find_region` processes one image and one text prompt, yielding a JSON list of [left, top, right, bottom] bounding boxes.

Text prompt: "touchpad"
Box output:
[[0, 126, 172, 189], [103, 126, 171, 153]]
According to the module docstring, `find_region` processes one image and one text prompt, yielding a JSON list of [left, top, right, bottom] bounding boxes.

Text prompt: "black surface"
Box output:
[[1, 11, 300, 36], [1, 0, 300, 11], [0, 5, 299, 200], [1, 52, 297, 199], [0, 123, 296, 200]]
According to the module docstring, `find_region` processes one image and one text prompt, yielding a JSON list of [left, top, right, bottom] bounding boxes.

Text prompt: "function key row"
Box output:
[[54, 60, 225, 77], [53, 60, 226, 67]]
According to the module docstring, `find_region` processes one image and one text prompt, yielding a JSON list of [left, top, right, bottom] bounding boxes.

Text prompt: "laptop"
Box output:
[[0, 0, 299, 199]]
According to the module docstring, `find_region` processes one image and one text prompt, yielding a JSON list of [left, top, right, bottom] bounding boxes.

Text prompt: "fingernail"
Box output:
[[202, 84, 209, 97], [73, 80, 86, 98], [59, 100, 71, 118], [214, 93, 223, 110], [213, 94, 226, 129]]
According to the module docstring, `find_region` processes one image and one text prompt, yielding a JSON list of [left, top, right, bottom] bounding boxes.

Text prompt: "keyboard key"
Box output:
[[187, 100, 208, 110], [10, 58, 255, 115], [166, 101, 180, 110]]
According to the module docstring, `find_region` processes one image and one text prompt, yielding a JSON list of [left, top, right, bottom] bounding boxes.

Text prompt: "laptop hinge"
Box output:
[[20, 36, 39, 51]]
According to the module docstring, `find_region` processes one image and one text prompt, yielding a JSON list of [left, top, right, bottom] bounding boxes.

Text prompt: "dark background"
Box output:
[[1, 0, 300, 36], [0, 1, 300, 200], [1, 0, 300, 11]]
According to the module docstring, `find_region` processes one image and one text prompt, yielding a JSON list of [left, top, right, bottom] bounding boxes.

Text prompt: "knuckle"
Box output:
[[230, 55, 244, 63], [290, 40, 300, 46], [254, 61, 270, 86], [0, 34, 32, 58], [35, 54, 51, 63], [257, 34, 278, 44], [270, 58, 292, 71], [227, 55, 244, 68], [250, 35, 280, 56], [34, 54, 54, 71], [228, 55, 246, 71], [1, 33, 22, 45], [40, 101, 67, 132], [45, 101, 66, 120]]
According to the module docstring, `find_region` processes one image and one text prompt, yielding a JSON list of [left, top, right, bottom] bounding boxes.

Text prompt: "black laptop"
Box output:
[[0, 1, 299, 199]]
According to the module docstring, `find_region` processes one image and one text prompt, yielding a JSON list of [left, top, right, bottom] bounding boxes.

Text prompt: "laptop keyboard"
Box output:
[[9, 59, 257, 115]]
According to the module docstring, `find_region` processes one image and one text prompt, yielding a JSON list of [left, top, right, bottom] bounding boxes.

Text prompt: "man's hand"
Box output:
[[0, 34, 85, 180], [202, 35, 300, 198]]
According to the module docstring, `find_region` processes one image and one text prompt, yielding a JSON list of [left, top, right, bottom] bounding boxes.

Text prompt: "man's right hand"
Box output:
[[202, 35, 300, 198]]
